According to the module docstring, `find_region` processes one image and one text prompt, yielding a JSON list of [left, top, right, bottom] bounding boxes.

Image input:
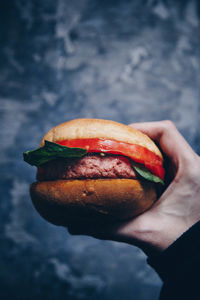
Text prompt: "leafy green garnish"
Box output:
[[133, 165, 164, 185], [23, 140, 87, 166]]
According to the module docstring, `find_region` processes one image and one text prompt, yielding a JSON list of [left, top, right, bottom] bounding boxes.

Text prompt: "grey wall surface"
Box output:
[[0, 1, 199, 299]]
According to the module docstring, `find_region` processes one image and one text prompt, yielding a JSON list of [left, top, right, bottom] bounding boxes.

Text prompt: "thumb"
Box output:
[[129, 120, 195, 165]]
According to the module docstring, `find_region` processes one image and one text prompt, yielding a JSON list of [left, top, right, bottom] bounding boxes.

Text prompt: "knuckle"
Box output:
[[162, 120, 176, 130]]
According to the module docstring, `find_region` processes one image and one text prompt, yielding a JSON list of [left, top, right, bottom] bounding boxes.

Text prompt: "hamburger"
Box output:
[[23, 118, 164, 226]]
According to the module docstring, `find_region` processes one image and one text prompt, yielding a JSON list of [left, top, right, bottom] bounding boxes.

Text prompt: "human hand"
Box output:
[[68, 121, 200, 255]]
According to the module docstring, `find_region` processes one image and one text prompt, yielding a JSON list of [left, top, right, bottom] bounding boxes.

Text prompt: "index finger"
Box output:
[[129, 120, 195, 165]]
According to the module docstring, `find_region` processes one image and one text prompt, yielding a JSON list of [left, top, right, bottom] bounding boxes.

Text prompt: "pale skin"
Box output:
[[68, 121, 200, 256]]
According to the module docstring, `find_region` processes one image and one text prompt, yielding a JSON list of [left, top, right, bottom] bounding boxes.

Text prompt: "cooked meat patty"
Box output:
[[37, 155, 137, 181]]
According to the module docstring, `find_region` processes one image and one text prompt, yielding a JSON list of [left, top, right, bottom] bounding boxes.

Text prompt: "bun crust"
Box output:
[[40, 118, 162, 159], [30, 179, 156, 225]]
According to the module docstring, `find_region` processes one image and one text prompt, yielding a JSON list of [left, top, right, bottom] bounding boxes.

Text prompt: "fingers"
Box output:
[[67, 220, 128, 242], [67, 219, 147, 248], [129, 120, 195, 166], [67, 222, 98, 236]]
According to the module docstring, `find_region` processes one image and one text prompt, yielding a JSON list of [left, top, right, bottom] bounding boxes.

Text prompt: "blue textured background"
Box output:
[[0, 1, 199, 299]]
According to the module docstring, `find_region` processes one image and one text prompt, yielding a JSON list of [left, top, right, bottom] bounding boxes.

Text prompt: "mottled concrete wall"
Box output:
[[0, 1, 199, 299]]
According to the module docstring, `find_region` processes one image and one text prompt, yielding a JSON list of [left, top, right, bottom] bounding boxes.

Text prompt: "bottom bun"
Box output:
[[30, 179, 157, 225]]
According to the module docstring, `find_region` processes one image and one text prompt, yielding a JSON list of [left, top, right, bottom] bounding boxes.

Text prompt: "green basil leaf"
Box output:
[[133, 165, 164, 185], [23, 140, 87, 166]]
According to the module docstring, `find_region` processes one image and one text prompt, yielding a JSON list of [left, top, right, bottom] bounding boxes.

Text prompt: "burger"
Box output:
[[23, 118, 164, 226]]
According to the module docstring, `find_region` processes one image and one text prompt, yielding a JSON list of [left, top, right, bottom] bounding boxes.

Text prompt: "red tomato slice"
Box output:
[[56, 138, 165, 180]]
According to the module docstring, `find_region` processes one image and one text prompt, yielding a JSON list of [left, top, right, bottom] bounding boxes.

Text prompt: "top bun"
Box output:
[[40, 118, 162, 159]]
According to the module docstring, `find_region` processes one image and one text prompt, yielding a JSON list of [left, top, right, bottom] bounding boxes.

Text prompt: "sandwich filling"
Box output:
[[24, 138, 165, 184], [56, 138, 164, 180]]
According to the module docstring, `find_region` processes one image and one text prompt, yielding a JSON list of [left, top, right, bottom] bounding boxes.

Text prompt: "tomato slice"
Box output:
[[56, 138, 165, 180]]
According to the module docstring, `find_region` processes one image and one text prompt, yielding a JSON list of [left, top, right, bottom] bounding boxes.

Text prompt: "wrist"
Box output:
[[129, 213, 194, 255]]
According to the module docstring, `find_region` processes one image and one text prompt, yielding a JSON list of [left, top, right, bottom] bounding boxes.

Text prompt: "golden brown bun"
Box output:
[[30, 179, 156, 225], [40, 118, 163, 159]]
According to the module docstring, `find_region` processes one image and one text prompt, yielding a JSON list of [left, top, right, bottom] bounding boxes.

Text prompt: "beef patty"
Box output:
[[37, 155, 137, 181]]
